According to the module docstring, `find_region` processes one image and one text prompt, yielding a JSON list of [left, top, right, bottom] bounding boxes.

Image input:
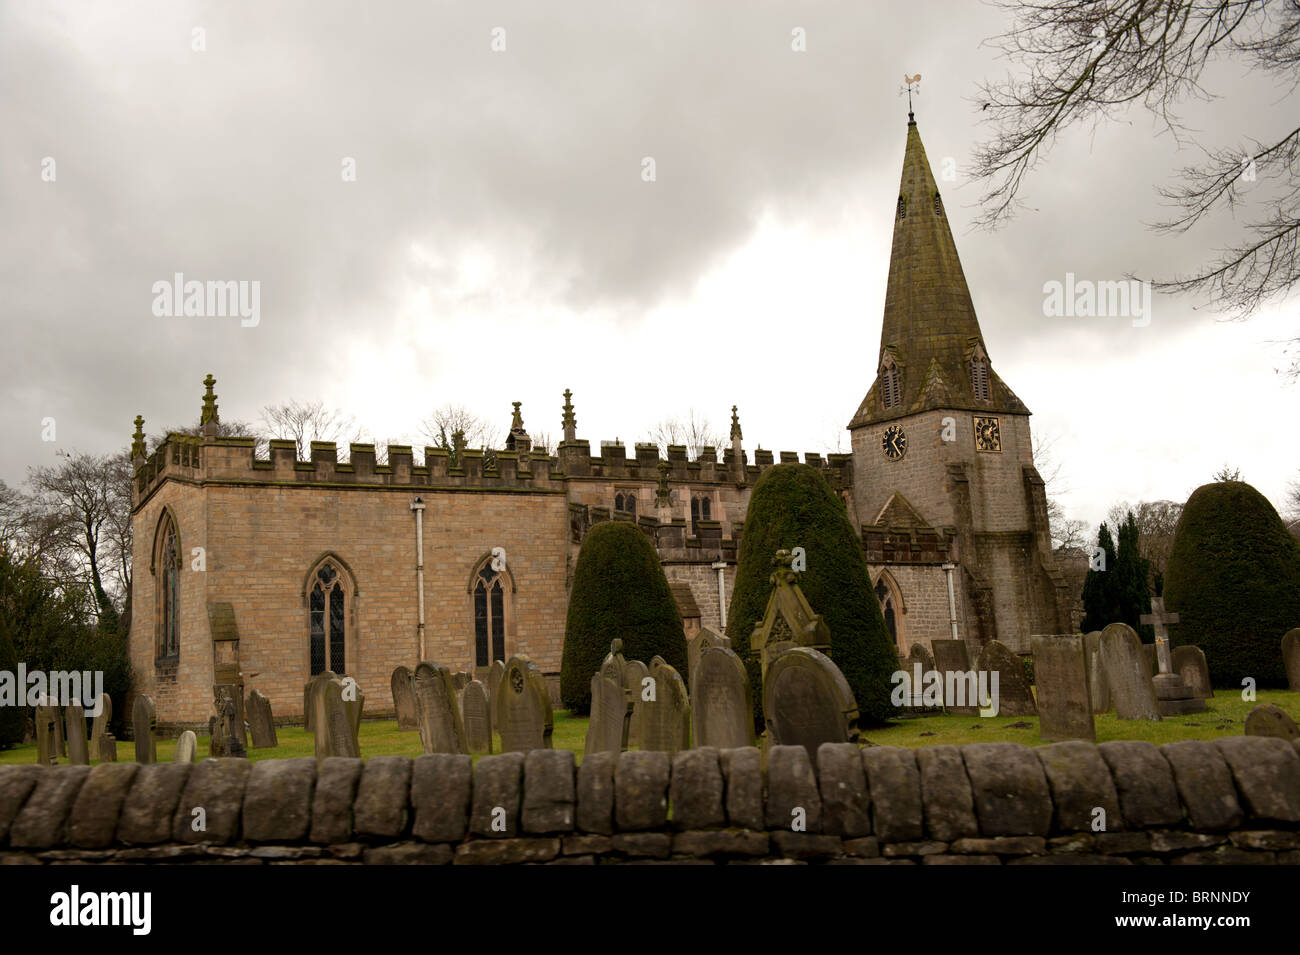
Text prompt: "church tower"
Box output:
[[848, 111, 1071, 654]]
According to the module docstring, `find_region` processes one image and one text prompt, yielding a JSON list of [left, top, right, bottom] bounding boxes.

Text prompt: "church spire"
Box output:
[[849, 117, 1025, 428]]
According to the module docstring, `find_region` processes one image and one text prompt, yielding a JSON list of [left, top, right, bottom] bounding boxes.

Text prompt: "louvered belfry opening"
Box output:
[[881, 361, 903, 409]]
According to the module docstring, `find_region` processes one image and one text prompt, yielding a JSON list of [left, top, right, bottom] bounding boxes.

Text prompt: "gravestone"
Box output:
[[749, 550, 830, 686], [132, 694, 157, 763], [53, 703, 65, 757], [1031, 635, 1095, 742], [65, 701, 89, 766], [245, 689, 278, 748], [452, 671, 471, 693], [931, 639, 979, 715], [303, 670, 335, 731], [584, 672, 630, 755], [174, 729, 198, 763], [1171, 645, 1213, 699], [1141, 643, 1156, 677], [691, 646, 756, 750], [34, 702, 58, 765], [91, 695, 116, 763], [461, 680, 492, 754], [974, 640, 1037, 716], [763, 647, 859, 761], [312, 676, 360, 759], [496, 654, 550, 752], [343, 679, 365, 743], [486, 659, 506, 732], [1283, 629, 1300, 692], [686, 626, 731, 686], [391, 666, 418, 730], [1098, 623, 1162, 721], [1140, 598, 1205, 715], [1244, 703, 1299, 741], [1082, 631, 1109, 714], [412, 662, 467, 755], [623, 658, 650, 748], [525, 660, 554, 748], [904, 643, 939, 712], [638, 657, 691, 754], [216, 695, 247, 758]]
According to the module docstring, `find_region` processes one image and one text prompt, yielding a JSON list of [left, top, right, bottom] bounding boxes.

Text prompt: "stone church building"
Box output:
[[127, 113, 1070, 729]]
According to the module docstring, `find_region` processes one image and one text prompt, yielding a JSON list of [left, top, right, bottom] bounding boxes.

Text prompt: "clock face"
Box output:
[[974, 416, 1001, 452], [881, 424, 907, 460]]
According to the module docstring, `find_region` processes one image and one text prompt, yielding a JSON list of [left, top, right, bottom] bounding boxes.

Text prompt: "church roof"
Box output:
[[849, 115, 1028, 429]]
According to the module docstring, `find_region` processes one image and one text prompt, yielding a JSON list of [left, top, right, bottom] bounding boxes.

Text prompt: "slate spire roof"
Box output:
[[849, 115, 1027, 429]]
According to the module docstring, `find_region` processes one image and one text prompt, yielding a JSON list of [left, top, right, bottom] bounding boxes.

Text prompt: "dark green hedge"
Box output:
[[1164, 481, 1300, 687], [0, 623, 22, 749], [560, 520, 687, 714], [725, 463, 898, 727]]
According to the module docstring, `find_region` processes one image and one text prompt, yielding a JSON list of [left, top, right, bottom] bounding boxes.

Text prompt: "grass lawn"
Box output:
[[2, 689, 1296, 767]]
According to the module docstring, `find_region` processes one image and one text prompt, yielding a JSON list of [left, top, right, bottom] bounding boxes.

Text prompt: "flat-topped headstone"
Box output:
[[1031, 635, 1095, 743], [496, 654, 550, 753], [687, 626, 731, 686], [65, 702, 89, 765], [692, 645, 756, 750], [1082, 631, 1109, 714], [90, 695, 115, 763], [343, 680, 365, 742], [217, 695, 247, 758], [975, 640, 1037, 717], [245, 689, 278, 748], [1099, 623, 1162, 720], [931, 639, 978, 715], [173, 729, 198, 763], [412, 662, 467, 755], [303, 670, 335, 731], [312, 676, 360, 759], [1283, 629, 1300, 692], [461, 680, 492, 754], [1171, 645, 1213, 699], [638, 657, 690, 755], [132, 694, 157, 763], [1245, 703, 1299, 741], [584, 672, 630, 755], [34, 703, 58, 765], [903, 643, 939, 711], [623, 659, 650, 749], [391, 666, 418, 731], [763, 647, 859, 761]]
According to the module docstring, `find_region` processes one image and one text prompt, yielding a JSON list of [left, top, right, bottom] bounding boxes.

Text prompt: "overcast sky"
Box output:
[[2, 0, 1296, 534]]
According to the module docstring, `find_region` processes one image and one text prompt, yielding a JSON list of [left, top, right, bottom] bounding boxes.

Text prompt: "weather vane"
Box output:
[[901, 73, 921, 120]]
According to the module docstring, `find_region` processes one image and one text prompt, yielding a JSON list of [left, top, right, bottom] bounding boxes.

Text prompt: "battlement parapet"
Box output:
[[133, 426, 850, 507]]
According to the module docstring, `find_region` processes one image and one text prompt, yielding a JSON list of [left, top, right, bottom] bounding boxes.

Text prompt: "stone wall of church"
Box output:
[[870, 563, 963, 654], [662, 561, 736, 636], [129, 481, 570, 728], [128, 480, 211, 729]]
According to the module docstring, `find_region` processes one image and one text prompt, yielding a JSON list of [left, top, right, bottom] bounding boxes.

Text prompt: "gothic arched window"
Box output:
[[155, 513, 180, 659], [874, 573, 905, 652], [473, 564, 507, 667], [309, 561, 348, 676]]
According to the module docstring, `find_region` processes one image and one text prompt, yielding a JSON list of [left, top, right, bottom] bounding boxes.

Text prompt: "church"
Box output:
[[126, 112, 1071, 730]]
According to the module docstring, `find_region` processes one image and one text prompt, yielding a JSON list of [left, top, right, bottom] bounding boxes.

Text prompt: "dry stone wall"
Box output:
[[3, 738, 1298, 865]]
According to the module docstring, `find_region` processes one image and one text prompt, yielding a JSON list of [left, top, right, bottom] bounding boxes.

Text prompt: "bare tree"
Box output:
[[648, 410, 724, 459], [1285, 470, 1300, 538], [529, 430, 555, 456], [420, 404, 502, 455], [974, 0, 1300, 370], [260, 400, 361, 461], [1106, 499, 1184, 587], [27, 451, 133, 631]]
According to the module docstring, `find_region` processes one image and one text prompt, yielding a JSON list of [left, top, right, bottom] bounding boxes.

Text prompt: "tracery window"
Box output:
[[473, 563, 508, 667], [309, 561, 348, 676], [155, 513, 180, 659]]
